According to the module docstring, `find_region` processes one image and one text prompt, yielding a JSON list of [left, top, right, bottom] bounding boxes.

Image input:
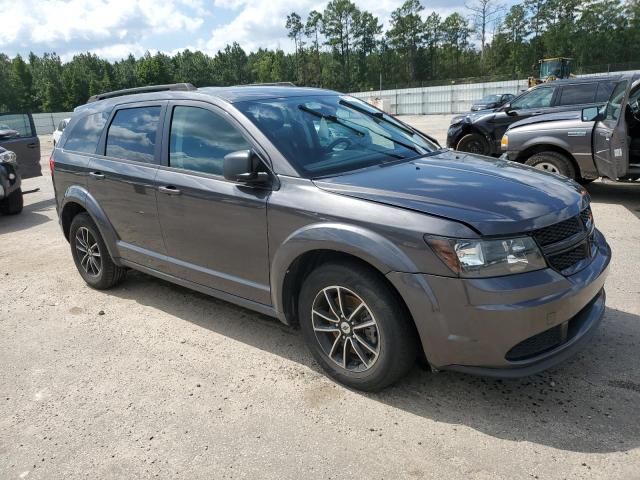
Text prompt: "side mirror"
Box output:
[[582, 106, 601, 122], [503, 104, 518, 115], [223, 149, 269, 184]]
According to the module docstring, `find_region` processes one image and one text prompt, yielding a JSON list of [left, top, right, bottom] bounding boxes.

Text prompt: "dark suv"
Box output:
[[447, 76, 619, 156], [52, 84, 611, 391]]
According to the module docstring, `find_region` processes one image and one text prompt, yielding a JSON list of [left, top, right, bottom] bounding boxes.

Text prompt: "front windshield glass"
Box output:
[[236, 95, 438, 177], [480, 94, 501, 102]]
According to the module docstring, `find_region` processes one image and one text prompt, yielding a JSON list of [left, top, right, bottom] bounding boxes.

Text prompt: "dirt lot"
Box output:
[[1, 124, 640, 479]]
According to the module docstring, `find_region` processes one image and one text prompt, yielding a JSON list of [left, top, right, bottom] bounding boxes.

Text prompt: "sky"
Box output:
[[0, 0, 514, 62]]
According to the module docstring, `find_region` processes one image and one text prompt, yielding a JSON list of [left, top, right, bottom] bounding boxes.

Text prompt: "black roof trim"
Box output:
[[232, 82, 297, 87], [87, 83, 197, 103]]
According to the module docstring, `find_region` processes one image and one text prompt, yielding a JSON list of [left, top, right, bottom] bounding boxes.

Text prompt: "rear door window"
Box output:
[[169, 106, 250, 176], [106, 106, 161, 164], [557, 83, 598, 106], [64, 112, 108, 153], [0, 113, 34, 137]]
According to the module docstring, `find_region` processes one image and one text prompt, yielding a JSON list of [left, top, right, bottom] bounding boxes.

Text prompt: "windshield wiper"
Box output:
[[298, 105, 365, 137], [339, 99, 441, 146]]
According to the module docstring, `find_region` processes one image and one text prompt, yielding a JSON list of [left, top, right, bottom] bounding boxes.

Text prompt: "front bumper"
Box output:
[[446, 124, 465, 148], [387, 228, 611, 378], [0, 163, 21, 199]]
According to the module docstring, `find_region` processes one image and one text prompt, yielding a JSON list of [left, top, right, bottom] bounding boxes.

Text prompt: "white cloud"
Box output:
[[0, 0, 204, 58]]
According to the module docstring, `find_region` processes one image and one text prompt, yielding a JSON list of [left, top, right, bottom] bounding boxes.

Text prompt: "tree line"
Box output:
[[1, 0, 639, 113]]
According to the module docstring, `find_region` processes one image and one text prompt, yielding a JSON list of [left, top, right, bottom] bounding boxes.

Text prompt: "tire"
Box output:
[[525, 151, 576, 180], [69, 212, 126, 289], [298, 261, 418, 391], [456, 132, 490, 155], [0, 188, 23, 215]]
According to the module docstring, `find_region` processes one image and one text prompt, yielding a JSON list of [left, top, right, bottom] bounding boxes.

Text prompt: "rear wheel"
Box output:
[[298, 261, 418, 391], [0, 188, 23, 215], [456, 133, 490, 155], [69, 213, 126, 289], [525, 151, 576, 180]]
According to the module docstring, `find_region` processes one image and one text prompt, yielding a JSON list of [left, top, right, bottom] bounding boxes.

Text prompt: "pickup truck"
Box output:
[[501, 74, 640, 183]]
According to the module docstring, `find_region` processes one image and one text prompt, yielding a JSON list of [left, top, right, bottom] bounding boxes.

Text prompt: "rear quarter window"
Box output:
[[557, 83, 598, 106], [63, 112, 109, 153]]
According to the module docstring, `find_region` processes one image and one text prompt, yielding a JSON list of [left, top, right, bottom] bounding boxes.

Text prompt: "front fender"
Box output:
[[61, 186, 121, 264], [521, 135, 574, 155], [270, 222, 423, 318]]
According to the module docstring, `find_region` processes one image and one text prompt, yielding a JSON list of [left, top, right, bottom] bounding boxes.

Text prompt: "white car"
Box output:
[[52, 118, 70, 147]]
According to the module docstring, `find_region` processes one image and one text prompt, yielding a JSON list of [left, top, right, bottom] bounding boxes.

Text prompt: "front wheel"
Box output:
[[298, 261, 418, 391], [0, 188, 23, 215], [456, 133, 490, 155], [525, 151, 576, 180]]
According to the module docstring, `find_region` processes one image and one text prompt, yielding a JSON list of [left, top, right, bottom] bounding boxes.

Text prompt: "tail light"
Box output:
[[49, 154, 55, 173]]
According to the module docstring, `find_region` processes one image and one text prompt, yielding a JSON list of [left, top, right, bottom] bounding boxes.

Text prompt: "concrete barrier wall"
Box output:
[[33, 112, 73, 135], [350, 70, 640, 115]]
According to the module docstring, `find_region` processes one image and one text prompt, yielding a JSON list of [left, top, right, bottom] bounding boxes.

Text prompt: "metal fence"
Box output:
[[350, 69, 640, 115], [33, 112, 73, 135]]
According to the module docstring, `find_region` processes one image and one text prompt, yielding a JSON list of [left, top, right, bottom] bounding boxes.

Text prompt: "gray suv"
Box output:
[[51, 84, 611, 391]]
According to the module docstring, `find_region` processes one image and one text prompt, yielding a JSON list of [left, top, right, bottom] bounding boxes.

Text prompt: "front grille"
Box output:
[[532, 215, 582, 246], [506, 324, 564, 361], [531, 206, 594, 273], [547, 242, 590, 271]]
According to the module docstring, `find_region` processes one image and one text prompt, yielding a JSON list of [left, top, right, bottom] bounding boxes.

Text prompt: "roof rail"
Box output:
[[87, 83, 197, 103], [233, 82, 297, 87]]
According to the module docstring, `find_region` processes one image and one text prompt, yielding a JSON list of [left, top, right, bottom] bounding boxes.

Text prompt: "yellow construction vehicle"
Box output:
[[527, 57, 573, 88]]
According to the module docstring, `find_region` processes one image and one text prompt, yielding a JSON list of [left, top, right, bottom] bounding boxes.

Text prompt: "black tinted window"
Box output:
[[558, 83, 598, 106], [106, 106, 161, 163], [169, 106, 250, 175], [0, 114, 33, 137], [595, 81, 617, 102], [64, 112, 108, 153]]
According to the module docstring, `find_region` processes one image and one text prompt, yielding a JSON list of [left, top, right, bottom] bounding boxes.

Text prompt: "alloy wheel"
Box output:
[[75, 226, 102, 276], [534, 162, 560, 174], [311, 286, 380, 372]]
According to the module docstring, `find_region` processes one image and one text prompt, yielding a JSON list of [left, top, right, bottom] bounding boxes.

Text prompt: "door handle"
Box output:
[[89, 171, 105, 179], [27, 143, 37, 149], [158, 185, 181, 195]]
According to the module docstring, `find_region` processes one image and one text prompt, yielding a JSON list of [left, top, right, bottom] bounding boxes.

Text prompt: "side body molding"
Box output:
[[60, 186, 122, 264], [270, 222, 433, 321]]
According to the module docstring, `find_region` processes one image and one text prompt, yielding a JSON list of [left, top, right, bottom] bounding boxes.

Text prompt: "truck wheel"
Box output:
[[0, 188, 23, 215], [69, 213, 127, 289], [525, 152, 576, 180], [456, 133, 490, 155], [298, 261, 418, 392]]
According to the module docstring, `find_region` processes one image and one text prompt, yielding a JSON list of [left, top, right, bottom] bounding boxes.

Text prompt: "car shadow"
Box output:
[[0, 197, 55, 233], [109, 270, 640, 455], [585, 180, 640, 219]]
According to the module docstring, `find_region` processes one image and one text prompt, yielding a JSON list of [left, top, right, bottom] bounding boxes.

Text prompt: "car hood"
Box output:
[[313, 150, 586, 236], [509, 111, 582, 130]]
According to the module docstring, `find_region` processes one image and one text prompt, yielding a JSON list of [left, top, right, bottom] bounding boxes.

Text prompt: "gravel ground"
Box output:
[[1, 126, 639, 480]]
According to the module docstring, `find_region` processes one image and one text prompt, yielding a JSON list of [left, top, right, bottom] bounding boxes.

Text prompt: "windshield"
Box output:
[[236, 95, 438, 177], [480, 94, 501, 103]]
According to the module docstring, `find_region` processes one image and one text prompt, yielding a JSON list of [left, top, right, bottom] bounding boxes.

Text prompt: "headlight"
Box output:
[[501, 134, 508, 149], [0, 150, 17, 164], [425, 235, 546, 278]]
